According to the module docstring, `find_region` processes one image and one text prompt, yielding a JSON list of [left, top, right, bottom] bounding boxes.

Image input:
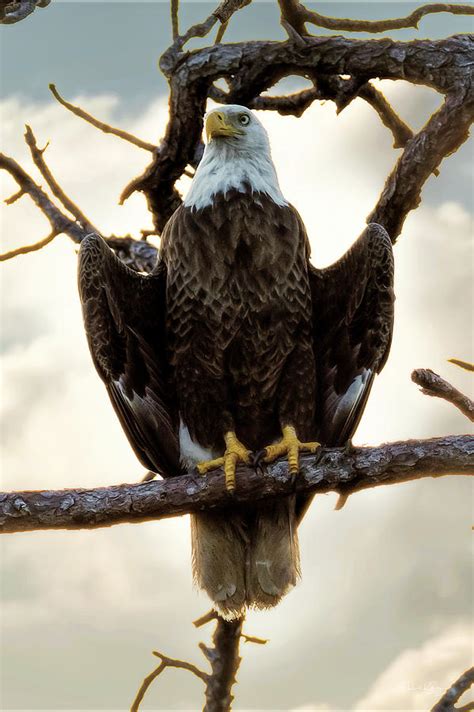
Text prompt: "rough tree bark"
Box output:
[[1, 435, 473, 534], [1, 1, 473, 710]]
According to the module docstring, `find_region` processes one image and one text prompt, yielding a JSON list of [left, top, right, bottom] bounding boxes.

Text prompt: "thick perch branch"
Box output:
[[1, 435, 472, 534]]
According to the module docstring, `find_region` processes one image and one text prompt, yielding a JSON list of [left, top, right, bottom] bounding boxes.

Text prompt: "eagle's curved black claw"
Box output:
[[251, 449, 267, 468]]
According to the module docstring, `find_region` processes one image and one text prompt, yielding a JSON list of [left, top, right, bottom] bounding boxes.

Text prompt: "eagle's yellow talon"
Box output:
[[263, 425, 320, 474], [197, 431, 251, 492], [197, 457, 224, 475]]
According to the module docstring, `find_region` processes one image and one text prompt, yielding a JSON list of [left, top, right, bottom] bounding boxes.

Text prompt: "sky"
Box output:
[[0, 2, 473, 711]]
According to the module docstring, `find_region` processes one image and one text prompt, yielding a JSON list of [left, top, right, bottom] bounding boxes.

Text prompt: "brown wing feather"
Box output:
[[78, 233, 182, 477], [310, 223, 395, 446]]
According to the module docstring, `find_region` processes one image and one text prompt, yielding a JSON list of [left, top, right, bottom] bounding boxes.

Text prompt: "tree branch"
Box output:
[[412, 369, 474, 422], [0, 149, 159, 271], [131, 609, 246, 711], [0, 0, 50, 24], [432, 666, 474, 712], [170, 0, 179, 40], [131, 33, 472, 233], [282, 1, 474, 35], [131, 651, 208, 712], [24, 124, 98, 234], [1, 435, 472, 534], [0, 230, 58, 262], [358, 84, 414, 149], [368, 90, 473, 239], [48, 84, 157, 153], [0, 152, 85, 242], [201, 617, 243, 712], [449, 359, 474, 373]]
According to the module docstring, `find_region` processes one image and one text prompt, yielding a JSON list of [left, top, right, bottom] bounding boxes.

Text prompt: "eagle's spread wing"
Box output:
[[78, 234, 181, 477], [309, 223, 395, 446]]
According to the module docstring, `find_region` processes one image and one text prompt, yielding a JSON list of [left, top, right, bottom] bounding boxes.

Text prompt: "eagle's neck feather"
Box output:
[[184, 141, 287, 211]]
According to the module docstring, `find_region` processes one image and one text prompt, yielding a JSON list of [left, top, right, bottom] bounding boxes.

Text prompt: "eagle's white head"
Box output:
[[184, 105, 287, 211]]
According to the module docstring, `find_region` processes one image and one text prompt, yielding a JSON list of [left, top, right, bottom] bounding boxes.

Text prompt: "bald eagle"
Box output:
[[79, 105, 394, 618]]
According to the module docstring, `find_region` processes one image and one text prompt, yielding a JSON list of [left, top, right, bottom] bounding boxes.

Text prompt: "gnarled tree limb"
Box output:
[[126, 33, 473, 233], [1, 435, 472, 534]]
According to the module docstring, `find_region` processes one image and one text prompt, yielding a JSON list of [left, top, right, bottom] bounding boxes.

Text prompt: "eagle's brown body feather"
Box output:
[[162, 190, 316, 453]]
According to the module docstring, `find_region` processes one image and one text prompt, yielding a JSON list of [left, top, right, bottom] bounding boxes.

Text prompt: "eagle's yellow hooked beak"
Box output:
[[205, 112, 241, 141]]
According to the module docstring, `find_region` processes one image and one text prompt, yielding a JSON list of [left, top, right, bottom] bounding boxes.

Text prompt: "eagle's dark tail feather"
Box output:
[[191, 498, 300, 619]]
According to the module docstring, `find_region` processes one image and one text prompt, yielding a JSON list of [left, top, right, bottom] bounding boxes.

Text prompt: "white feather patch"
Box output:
[[179, 419, 216, 467]]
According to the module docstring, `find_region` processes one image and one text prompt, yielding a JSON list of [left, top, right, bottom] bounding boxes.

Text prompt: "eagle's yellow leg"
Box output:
[[197, 431, 251, 492], [263, 425, 320, 474]]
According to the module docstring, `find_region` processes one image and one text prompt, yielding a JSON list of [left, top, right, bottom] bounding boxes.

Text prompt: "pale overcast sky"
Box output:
[[0, 3, 473, 711]]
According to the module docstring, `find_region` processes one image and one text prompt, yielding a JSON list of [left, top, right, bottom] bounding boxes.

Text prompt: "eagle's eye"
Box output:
[[239, 114, 250, 126]]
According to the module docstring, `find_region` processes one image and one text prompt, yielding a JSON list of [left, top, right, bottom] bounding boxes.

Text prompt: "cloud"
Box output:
[[1, 83, 472, 710], [354, 624, 473, 710]]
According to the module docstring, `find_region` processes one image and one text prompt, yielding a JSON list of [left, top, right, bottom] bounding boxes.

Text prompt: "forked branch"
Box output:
[[0, 147, 158, 270], [131, 612, 246, 712]]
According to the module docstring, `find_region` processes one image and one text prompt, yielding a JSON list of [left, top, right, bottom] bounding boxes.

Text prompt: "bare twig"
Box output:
[[4, 188, 25, 205], [412, 369, 474, 422], [1, 435, 472, 534], [285, 1, 474, 35], [131, 613, 243, 712], [449, 359, 474, 373], [0, 152, 85, 243], [24, 124, 98, 234], [241, 634, 268, 645], [0, 150, 159, 271], [358, 84, 414, 149], [0, 230, 58, 262], [194, 610, 219, 628], [170, 0, 179, 39], [48, 84, 156, 153], [431, 666, 474, 712], [215, 20, 229, 44], [130, 651, 208, 712], [278, 0, 307, 36]]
